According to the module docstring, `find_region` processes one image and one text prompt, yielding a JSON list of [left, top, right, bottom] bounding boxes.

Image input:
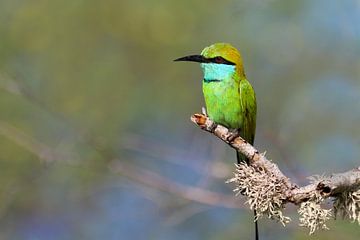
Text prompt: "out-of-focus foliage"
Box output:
[[0, 0, 359, 239]]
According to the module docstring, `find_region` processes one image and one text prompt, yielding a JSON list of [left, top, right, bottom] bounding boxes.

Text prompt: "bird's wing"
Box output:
[[239, 79, 257, 145]]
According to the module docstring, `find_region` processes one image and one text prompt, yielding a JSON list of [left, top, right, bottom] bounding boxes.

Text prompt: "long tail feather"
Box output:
[[254, 210, 259, 240], [236, 151, 259, 240], [236, 151, 248, 164]]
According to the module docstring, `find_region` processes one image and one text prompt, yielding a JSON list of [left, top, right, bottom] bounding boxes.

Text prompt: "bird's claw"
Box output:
[[226, 129, 240, 143]]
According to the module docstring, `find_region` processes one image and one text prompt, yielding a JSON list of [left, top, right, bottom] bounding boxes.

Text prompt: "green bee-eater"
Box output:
[[175, 43, 258, 239], [175, 43, 257, 163]]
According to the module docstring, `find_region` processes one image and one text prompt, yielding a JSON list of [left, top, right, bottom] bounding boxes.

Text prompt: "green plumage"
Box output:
[[203, 76, 256, 137], [201, 43, 257, 163]]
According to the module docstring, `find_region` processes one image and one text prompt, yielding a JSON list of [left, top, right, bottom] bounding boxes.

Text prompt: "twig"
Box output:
[[0, 120, 243, 210], [109, 160, 243, 209], [0, 121, 56, 162]]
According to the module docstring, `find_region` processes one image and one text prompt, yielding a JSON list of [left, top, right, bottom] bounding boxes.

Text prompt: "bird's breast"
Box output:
[[202, 80, 242, 129]]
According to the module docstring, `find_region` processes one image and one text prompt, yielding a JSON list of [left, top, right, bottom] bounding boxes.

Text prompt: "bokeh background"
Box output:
[[0, 0, 360, 239]]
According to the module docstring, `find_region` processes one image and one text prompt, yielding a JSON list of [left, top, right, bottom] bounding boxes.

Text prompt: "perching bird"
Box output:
[[175, 43, 258, 239]]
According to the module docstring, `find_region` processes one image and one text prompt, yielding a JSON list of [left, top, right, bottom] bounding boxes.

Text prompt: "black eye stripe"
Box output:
[[208, 56, 235, 65]]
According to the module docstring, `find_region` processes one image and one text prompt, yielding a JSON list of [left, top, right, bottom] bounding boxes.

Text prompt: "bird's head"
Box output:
[[174, 43, 245, 81]]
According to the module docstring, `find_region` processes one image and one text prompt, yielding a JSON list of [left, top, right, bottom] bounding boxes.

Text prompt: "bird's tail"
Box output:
[[254, 210, 259, 240], [236, 151, 248, 164], [236, 151, 259, 240]]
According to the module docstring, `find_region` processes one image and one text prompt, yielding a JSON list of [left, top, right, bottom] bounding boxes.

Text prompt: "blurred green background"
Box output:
[[0, 0, 360, 239]]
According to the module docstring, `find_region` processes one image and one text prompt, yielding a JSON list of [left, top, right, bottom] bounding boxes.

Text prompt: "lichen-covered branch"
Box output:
[[191, 113, 360, 234]]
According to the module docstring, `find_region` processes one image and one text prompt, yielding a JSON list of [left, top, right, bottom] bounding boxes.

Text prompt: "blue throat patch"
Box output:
[[201, 63, 236, 82]]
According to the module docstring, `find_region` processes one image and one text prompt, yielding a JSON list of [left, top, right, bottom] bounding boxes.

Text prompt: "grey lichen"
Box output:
[[227, 162, 290, 225], [333, 188, 360, 224], [294, 175, 332, 234], [298, 195, 332, 235]]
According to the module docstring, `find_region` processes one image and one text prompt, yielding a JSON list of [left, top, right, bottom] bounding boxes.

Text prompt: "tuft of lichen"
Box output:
[[298, 196, 332, 235], [227, 162, 290, 225], [333, 188, 360, 224], [295, 174, 332, 234]]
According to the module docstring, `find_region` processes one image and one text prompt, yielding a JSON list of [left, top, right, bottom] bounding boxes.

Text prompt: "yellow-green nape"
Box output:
[[201, 43, 245, 77]]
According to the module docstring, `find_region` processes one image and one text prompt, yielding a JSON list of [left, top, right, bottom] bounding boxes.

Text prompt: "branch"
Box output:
[[191, 113, 360, 233], [109, 160, 242, 209], [0, 120, 243, 210]]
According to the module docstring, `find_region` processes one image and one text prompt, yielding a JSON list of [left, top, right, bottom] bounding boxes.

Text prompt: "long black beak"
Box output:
[[174, 55, 209, 63]]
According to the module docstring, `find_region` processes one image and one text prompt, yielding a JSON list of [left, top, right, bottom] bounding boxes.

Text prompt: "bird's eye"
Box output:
[[214, 57, 223, 63]]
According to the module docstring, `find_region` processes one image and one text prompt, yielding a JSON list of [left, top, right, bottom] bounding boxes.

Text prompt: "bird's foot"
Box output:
[[226, 129, 240, 143]]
